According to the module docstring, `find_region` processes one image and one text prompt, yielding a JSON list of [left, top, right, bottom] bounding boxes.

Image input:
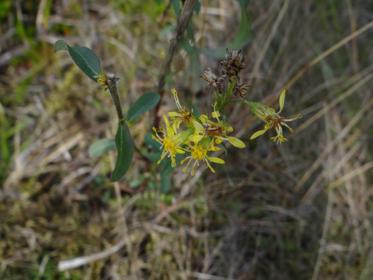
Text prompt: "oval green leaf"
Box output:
[[54, 39, 68, 52], [88, 138, 115, 158], [67, 45, 102, 81], [111, 121, 134, 181], [250, 128, 268, 140], [127, 92, 160, 122], [54, 40, 102, 81]]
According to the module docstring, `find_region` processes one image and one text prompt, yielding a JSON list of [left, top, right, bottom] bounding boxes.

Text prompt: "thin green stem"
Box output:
[[106, 74, 124, 123]]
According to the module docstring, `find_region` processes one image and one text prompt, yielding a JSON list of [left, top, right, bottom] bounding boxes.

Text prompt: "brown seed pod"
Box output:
[[219, 49, 246, 78]]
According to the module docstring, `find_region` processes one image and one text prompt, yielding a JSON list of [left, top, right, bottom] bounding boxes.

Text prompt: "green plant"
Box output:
[[55, 41, 300, 184], [53, 0, 301, 188]]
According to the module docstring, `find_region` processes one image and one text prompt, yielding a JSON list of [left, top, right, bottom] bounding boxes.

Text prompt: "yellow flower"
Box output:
[[152, 116, 188, 167], [96, 73, 108, 87], [168, 88, 194, 129], [181, 140, 224, 175], [153, 89, 246, 174], [199, 108, 246, 149], [249, 89, 300, 144]]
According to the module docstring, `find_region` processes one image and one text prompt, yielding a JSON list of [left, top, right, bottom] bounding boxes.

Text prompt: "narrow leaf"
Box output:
[[227, 137, 246, 148], [279, 88, 286, 112], [208, 157, 225, 164], [111, 122, 134, 181], [88, 139, 115, 158], [160, 158, 174, 193], [127, 92, 160, 122], [250, 129, 267, 140]]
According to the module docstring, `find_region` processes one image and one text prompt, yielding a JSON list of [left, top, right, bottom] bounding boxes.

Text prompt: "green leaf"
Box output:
[[54, 40, 102, 81], [144, 133, 161, 149], [67, 45, 102, 81], [278, 88, 286, 112], [208, 157, 225, 164], [111, 122, 134, 181], [227, 137, 246, 148], [88, 138, 115, 158], [127, 92, 160, 122], [54, 39, 68, 52], [250, 128, 268, 140], [160, 159, 174, 193]]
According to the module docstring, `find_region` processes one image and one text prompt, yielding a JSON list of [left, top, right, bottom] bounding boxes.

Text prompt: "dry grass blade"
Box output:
[[264, 19, 373, 105]]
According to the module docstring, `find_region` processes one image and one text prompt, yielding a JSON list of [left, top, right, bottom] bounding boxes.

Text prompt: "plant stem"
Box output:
[[106, 74, 124, 122], [153, 0, 197, 127]]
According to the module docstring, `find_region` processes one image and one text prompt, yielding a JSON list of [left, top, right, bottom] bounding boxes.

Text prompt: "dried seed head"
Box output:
[[201, 68, 218, 87], [201, 68, 227, 92], [220, 49, 245, 78]]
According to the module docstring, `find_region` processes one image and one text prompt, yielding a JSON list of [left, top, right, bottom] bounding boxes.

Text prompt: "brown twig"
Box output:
[[153, 0, 198, 127], [133, 0, 197, 196]]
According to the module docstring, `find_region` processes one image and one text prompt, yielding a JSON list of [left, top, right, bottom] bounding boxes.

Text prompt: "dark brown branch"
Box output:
[[153, 0, 197, 127]]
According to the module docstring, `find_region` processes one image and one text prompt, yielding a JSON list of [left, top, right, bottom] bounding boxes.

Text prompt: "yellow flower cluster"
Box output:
[[153, 89, 246, 175]]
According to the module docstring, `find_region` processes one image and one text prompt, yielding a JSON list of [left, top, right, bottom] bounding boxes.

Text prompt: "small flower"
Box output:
[[181, 139, 224, 175], [249, 89, 300, 143], [199, 107, 246, 149], [153, 88, 247, 175], [152, 116, 188, 167], [96, 73, 108, 87], [168, 88, 195, 130]]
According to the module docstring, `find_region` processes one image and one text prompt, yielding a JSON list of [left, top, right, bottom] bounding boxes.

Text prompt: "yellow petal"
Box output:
[[199, 114, 209, 123], [205, 161, 216, 173], [171, 88, 182, 110], [278, 88, 286, 112], [163, 115, 173, 135], [189, 134, 203, 143], [208, 157, 225, 164], [284, 113, 302, 122], [176, 148, 185, 154], [227, 137, 246, 148], [168, 111, 182, 117], [250, 129, 267, 140], [211, 110, 220, 119], [208, 143, 220, 152]]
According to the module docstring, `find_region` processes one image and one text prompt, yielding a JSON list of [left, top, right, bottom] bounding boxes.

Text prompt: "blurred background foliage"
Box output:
[[0, 0, 372, 279]]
